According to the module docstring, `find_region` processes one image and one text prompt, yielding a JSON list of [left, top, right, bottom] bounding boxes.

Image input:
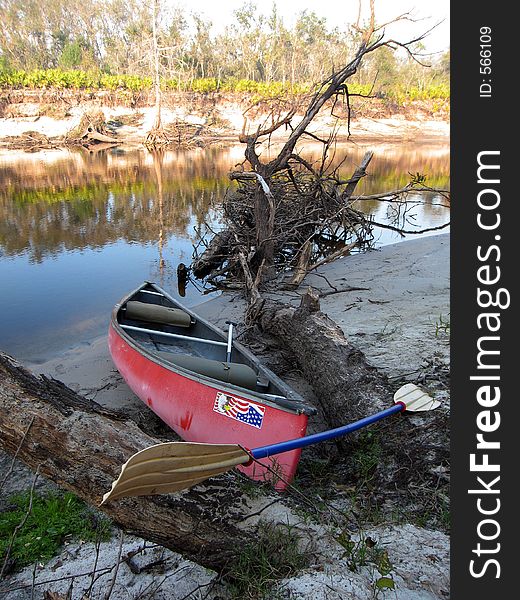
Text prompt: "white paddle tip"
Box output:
[[393, 383, 441, 412]]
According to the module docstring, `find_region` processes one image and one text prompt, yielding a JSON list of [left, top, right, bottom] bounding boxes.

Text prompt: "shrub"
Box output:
[[0, 67, 450, 102]]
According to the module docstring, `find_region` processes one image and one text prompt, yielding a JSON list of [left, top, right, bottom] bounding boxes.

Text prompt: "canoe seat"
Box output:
[[125, 301, 192, 328], [156, 352, 258, 391]]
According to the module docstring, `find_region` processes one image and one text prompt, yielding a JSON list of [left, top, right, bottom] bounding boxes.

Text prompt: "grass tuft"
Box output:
[[351, 431, 382, 486], [0, 491, 112, 571], [434, 313, 451, 337], [336, 529, 395, 593], [229, 521, 309, 599]]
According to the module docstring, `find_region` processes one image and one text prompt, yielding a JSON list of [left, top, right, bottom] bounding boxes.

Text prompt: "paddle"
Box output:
[[101, 383, 440, 504]]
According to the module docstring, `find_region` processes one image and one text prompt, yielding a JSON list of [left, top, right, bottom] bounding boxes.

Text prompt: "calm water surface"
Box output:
[[0, 143, 449, 362]]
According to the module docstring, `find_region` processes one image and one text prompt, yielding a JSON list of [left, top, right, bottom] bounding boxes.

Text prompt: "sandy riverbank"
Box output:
[[1, 233, 450, 599], [0, 99, 449, 149]]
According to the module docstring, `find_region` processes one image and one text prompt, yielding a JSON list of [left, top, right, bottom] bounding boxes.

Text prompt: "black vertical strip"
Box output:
[[451, 3, 514, 598]]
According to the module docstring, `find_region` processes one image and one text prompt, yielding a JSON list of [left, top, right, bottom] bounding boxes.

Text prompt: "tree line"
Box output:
[[0, 0, 449, 97]]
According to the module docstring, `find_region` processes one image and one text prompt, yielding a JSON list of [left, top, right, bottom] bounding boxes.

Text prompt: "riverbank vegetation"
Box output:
[[0, 0, 449, 105], [0, 69, 449, 105]]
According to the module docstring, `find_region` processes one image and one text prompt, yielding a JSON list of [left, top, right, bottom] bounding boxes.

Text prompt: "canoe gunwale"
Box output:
[[111, 281, 317, 417]]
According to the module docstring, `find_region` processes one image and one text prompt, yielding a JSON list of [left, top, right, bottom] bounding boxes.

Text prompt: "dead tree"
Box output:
[[256, 288, 392, 427], [145, 0, 168, 147], [192, 8, 447, 307], [65, 110, 120, 146]]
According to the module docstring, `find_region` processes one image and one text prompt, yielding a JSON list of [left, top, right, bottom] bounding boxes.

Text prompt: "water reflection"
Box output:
[[0, 144, 449, 362], [1, 148, 229, 263]]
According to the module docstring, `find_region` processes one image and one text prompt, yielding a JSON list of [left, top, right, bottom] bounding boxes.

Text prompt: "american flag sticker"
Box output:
[[213, 392, 265, 429]]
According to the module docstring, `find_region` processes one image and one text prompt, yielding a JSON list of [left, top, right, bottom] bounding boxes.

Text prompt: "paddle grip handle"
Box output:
[[251, 403, 405, 460]]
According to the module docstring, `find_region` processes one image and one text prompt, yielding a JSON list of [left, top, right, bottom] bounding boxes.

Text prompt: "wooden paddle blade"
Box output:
[[393, 383, 441, 411], [101, 442, 250, 504]]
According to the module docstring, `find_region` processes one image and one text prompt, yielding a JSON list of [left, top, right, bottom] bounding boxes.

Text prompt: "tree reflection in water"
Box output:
[[0, 144, 449, 362]]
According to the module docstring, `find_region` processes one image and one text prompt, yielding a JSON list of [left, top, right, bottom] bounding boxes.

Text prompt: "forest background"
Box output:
[[0, 0, 450, 105]]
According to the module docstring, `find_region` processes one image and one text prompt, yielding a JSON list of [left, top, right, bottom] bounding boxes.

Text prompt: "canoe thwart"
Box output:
[[120, 324, 228, 347]]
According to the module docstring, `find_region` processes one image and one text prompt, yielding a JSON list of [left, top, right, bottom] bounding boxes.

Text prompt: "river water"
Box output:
[[0, 143, 449, 363]]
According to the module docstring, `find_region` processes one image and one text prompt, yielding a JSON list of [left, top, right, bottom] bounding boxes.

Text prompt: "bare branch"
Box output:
[[103, 529, 124, 600], [369, 219, 450, 236]]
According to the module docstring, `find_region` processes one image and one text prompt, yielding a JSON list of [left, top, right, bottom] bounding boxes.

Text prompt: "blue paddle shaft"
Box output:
[[251, 403, 405, 460]]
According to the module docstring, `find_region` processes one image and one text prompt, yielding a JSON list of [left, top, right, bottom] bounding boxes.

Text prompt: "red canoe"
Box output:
[[108, 282, 316, 489]]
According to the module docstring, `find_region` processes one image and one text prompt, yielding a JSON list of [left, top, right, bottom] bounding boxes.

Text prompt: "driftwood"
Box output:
[[192, 230, 233, 278], [256, 289, 391, 429], [193, 152, 375, 292], [84, 129, 119, 143], [0, 351, 256, 573], [65, 110, 120, 146], [190, 6, 450, 294], [221, 14, 395, 287], [249, 290, 449, 514], [340, 151, 374, 200]]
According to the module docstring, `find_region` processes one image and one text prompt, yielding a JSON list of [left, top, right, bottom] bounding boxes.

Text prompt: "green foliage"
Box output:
[[336, 530, 395, 593], [0, 0, 449, 100], [0, 66, 449, 103], [434, 313, 451, 337], [59, 41, 83, 69], [375, 576, 396, 591], [100, 73, 152, 91], [345, 83, 374, 97], [189, 77, 219, 93], [0, 68, 153, 91], [0, 56, 11, 72], [0, 491, 112, 570], [351, 431, 382, 485], [229, 521, 309, 599], [387, 83, 450, 104], [290, 456, 339, 512], [0, 68, 96, 89]]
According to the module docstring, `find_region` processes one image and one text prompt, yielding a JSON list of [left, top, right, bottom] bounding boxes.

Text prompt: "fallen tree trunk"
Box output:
[[250, 289, 449, 505], [256, 288, 392, 428], [0, 351, 256, 573], [192, 229, 233, 278], [85, 129, 119, 143]]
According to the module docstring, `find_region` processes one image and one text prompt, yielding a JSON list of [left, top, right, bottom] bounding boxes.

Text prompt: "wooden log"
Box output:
[[253, 292, 449, 503], [252, 181, 276, 273], [191, 230, 233, 278], [86, 129, 119, 143], [256, 288, 392, 429], [0, 351, 256, 572], [285, 239, 313, 289]]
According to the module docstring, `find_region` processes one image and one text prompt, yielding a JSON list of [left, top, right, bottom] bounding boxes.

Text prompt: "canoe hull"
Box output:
[[108, 324, 308, 489]]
